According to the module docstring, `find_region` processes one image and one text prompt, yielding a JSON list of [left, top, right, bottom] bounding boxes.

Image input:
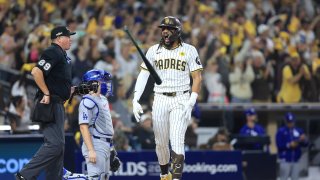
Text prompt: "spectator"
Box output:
[[239, 107, 266, 150], [112, 110, 131, 151], [94, 50, 119, 76], [276, 112, 309, 180], [229, 58, 255, 103], [203, 59, 228, 103], [0, 23, 23, 68], [11, 71, 30, 104], [207, 127, 233, 151], [132, 113, 155, 150], [8, 95, 31, 133], [185, 118, 198, 150], [277, 52, 311, 103], [251, 50, 273, 102]]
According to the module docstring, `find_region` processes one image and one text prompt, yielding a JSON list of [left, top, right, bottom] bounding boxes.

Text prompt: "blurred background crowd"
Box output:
[[0, 0, 320, 160]]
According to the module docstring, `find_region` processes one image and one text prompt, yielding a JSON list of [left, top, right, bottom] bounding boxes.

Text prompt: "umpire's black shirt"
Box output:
[[36, 43, 72, 101]]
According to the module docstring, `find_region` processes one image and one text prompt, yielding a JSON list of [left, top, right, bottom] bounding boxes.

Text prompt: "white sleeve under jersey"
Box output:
[[140, 43, 203, 93]]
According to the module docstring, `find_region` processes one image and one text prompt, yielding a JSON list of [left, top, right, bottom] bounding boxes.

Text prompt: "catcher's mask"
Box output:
[[158, 16, 182, 47], [82, 69, 113, 96]]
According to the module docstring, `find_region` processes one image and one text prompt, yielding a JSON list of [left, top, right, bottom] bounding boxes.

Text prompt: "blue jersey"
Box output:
[[78, 94, 114, 138], [276, 126, 308, 162], [239, 124, 266, 150], [240, 124, 265, 136]]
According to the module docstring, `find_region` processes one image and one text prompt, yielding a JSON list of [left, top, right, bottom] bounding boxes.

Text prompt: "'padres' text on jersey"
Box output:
[[141, 43, 203, 93]]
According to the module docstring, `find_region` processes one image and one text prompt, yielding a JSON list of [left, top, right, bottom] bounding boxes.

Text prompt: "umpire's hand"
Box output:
[[40, 95, 50, 104], [88, 150, 97, 164]]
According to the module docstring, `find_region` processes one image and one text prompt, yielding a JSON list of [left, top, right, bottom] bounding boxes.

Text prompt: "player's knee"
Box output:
[[156, 142, 169, 149], [49, 142, 64, 156]]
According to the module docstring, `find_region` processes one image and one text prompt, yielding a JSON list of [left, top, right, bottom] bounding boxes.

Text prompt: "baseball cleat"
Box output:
[[160, 172, 172, 180]]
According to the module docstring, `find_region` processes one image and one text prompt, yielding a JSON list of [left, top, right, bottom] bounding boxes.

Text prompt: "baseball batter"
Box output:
[[76, 69, 118, 180], [132, 16, 203, 180]]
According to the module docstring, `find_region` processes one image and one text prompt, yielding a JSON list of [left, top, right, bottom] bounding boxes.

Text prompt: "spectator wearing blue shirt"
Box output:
[[239, 107, 266, 150], [276, 112, 308, 180]]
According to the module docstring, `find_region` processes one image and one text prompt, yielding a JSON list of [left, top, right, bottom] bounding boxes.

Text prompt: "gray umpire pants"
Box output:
[[279, 161, 301, 180], [20, 103, 65, 180]]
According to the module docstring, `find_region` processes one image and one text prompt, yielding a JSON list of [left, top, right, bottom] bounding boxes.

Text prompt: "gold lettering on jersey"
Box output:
[[155, 59, 186, 71]]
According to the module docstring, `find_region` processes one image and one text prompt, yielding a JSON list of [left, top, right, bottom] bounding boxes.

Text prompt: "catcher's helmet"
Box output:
[[82, 69, 113, 96]]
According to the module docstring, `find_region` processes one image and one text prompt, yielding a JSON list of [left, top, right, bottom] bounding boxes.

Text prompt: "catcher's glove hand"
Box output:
[[110, 149, 121, 172]]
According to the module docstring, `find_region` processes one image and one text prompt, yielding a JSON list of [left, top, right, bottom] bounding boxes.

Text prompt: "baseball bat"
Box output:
[[123, 26, 162, 85]]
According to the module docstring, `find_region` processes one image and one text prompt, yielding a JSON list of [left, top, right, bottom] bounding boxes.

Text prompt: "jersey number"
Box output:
[[38, 59, 51, 71]]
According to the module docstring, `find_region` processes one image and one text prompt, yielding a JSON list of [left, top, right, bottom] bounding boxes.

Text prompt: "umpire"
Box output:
[[16, 26, 75, 180]]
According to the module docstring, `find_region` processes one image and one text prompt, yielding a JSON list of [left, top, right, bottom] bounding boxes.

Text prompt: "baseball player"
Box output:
[[70, 69, 120, 180], [132, 16, 203, 180], [239, 107, 266, 150], [276, 112, 308, 180]]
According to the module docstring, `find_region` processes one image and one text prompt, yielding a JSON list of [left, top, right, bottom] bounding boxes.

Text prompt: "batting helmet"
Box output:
[[82, 69, 113, 96], [158, 16, 182, 31], [158, 16, 182, 45]]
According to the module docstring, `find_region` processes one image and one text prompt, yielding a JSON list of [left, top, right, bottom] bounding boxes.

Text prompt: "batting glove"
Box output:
[[132, 100, 143, 122], [182, 92, 198, 122]]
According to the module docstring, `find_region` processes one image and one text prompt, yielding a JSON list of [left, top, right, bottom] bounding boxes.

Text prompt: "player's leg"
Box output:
[[169, 94, 189, 180], [103, 147, 111, 180], [82, 140, 109, 180], [152, 94, 171, 177], [279, 162, 291, 180], [291, 162, 301, 180]]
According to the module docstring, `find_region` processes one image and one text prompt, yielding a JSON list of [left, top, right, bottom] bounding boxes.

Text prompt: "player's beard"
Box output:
[[162, 33, 178, 49]]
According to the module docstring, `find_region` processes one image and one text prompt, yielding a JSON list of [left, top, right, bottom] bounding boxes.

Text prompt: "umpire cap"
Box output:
[[51, 26, 76, 39]]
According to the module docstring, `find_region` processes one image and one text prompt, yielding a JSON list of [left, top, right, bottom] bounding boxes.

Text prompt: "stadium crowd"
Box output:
[[0, 0, 319, 155]]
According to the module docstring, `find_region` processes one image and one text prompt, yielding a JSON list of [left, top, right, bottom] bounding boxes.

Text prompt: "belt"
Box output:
[[162, 90, 189, 97], [50, 95, 65, 104], [93, 135, 113, 143]]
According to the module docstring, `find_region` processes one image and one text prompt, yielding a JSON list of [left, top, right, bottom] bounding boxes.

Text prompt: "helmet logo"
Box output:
[[164, 17, 171, 25]]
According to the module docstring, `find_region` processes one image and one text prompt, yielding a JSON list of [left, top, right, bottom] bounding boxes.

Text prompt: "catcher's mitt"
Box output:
[[110, 149, 121, 172]]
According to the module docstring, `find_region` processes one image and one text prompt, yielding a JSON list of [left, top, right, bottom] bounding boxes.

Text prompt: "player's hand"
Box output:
[[299, 134, 306, 142], [289, 141, 298, 149], [182, 104, 193, 122], [132, 100, 143, 122], [88, 150, 97, 164], [181, 92, 198, 122]]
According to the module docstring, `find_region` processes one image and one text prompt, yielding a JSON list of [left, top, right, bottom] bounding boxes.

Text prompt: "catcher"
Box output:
[[63, 69, 121, 180]]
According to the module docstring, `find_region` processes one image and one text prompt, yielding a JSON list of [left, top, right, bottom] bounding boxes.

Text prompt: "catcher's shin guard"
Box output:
[[170, 150, 184, 179]]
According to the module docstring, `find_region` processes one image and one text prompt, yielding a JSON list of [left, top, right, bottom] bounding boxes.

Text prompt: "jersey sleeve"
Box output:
[[78, 98, 95, 125], [36, 48, 59, 76], [140, 46, 155, 70], [188, 46, 203, 72]]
